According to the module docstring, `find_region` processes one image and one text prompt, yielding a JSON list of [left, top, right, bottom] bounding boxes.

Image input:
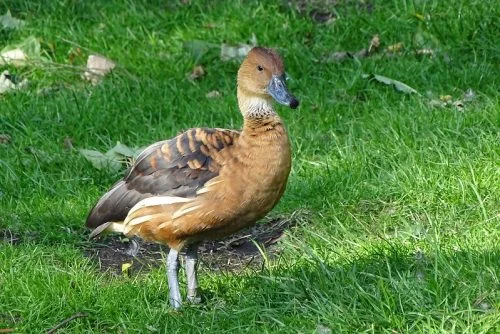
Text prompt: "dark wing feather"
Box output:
[[86, 128, 239, 228]]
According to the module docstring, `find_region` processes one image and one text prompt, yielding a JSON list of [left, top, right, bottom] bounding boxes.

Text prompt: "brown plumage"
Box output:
[[86, 47, 299, 308], [86, 128, 238, 234]]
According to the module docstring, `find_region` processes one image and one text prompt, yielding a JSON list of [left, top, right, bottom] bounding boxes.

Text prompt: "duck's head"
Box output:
[[237, 47, 299, 111]]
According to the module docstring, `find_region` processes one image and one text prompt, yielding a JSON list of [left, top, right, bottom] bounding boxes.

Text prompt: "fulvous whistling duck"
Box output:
[[86, 47, 299, 309]]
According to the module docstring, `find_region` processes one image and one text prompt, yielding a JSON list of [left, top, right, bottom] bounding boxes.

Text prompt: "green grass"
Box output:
[[1, 0, 499, 332]]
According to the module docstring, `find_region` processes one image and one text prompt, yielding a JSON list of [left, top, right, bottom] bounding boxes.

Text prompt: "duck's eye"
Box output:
[[257, 65, 264, 72]]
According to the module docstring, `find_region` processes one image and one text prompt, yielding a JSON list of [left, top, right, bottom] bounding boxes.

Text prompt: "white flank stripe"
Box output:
[[127, 214, 160, 226], [109, 222, 125, 233], [196, 187, 211, 195], [127, 196, 193, 217], [171, 204, 202, 220], [157, 221, 170, 229], [196, 179, 224, 195]]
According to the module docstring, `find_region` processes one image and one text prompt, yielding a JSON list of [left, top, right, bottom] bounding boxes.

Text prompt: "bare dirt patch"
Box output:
[[83, 212, 307, 276]]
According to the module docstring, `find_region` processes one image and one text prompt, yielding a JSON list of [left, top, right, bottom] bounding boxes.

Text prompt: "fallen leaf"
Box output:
[[428, 99, 445, 108], [357, 34, 381, 58], [0, 10, 25, 30], [0, 70, 28, 94], [413, 29, 439, 49], [221, 43, 253, 61], [79, 142, 142, 172], [368, 34, 380, 53], [362, 73, 418, 94], [220, 34, 257, 61], [453, 100, 464, 111], [0, 134, 11, 144], [25, 146, 53, 163], [11, 36, 39, 56], [429, 91, 475, 110], [189, 65, 205, 80], [354, 49, 369, 58], [325, 51, 350, 61], [440, 95, 452, 103], [121, 262, 133, 276], [0, 49, 26, 66], [1, 36, 41, 66], [385, 42, 404, 54], [463, 88, 476, 102], [79, 149, 121, 172], [105, 142, 139, 159], [183, 40, 216, 63], [416, 48, 434, 57], [206, 90, 221, 98], [83, 54, 116, 85]]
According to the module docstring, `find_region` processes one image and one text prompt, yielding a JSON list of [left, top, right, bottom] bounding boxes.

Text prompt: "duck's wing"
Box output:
[[86, 128, 239, 230]]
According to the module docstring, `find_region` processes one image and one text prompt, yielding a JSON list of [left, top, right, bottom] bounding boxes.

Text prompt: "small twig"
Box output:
[[46, 312, 88, 334]]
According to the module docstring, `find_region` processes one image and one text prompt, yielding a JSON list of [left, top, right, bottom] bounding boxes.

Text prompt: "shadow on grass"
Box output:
[[82, 210, 310, 276], [210, 245, 499, 331], [1, 223, 497, 332], [1, 210, 311, 275]]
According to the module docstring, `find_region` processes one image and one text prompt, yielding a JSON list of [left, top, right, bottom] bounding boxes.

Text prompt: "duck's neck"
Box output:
[[237, 87, 282, 131]]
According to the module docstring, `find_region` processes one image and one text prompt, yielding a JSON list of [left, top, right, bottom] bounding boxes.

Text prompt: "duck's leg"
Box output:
[[166, 248, 182, 309], [185, 243, 201, 303]]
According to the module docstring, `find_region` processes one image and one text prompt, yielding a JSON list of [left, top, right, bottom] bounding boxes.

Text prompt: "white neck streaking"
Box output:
[[238, 95, 277, 119]]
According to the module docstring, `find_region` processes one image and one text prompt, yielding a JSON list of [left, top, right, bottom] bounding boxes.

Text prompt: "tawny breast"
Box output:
[[131, 122, 291, 250]]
